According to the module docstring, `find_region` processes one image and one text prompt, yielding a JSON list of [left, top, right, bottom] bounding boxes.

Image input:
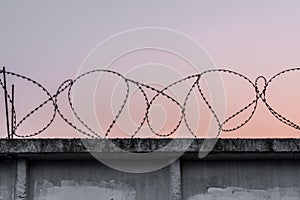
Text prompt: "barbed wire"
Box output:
[[1, 67, 300, 138]]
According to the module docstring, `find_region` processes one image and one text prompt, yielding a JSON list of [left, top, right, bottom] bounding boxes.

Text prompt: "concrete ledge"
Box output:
[[1, 139, 300, 200], [1, 139, 300, 160]]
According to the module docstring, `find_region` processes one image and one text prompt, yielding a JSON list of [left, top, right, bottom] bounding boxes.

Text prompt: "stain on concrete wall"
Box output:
[[0, 161, 15, 200], [182, 160, 300, 200], [29, 160, 170, 200], [188, 187, 300, 200], [34, 179, 136, 200]]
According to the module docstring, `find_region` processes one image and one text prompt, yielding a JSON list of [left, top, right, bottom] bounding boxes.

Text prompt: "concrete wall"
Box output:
[[1, 139, 300, 200], [0, 161, 15, 200], [29, 160, 170, 200], [182, 160, 300, 200]]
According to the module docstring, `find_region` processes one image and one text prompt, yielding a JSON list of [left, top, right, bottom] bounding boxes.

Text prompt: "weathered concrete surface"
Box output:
[[15, 160, 28, 200], [188, 187, 300, 200], [33, 179, 136, 200], [1, 138, 300, 154], [182, 160, 300, 200], [28, 160, 170, 200], [2, 139, 300, 161], [169, 159, 182, 200], [0, 161, 15, 200]]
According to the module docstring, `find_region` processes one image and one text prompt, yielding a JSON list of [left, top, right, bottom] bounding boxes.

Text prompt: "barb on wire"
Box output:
[[0, 67, 299, 138]]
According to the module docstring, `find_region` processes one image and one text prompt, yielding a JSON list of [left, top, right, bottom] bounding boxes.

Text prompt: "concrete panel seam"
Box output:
[[14, 159, 28, 200], [169, 159, 182, 200]]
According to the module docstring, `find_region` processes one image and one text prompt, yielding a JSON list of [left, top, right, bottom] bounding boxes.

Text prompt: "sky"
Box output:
[[0, 0, 300, 138]]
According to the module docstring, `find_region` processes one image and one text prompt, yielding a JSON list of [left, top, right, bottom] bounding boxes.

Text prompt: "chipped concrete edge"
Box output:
[[0, 139, 300, 153]]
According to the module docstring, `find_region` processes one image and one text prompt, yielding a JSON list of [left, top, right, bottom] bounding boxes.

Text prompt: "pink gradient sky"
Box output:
[[0, 0, 300, 138]]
